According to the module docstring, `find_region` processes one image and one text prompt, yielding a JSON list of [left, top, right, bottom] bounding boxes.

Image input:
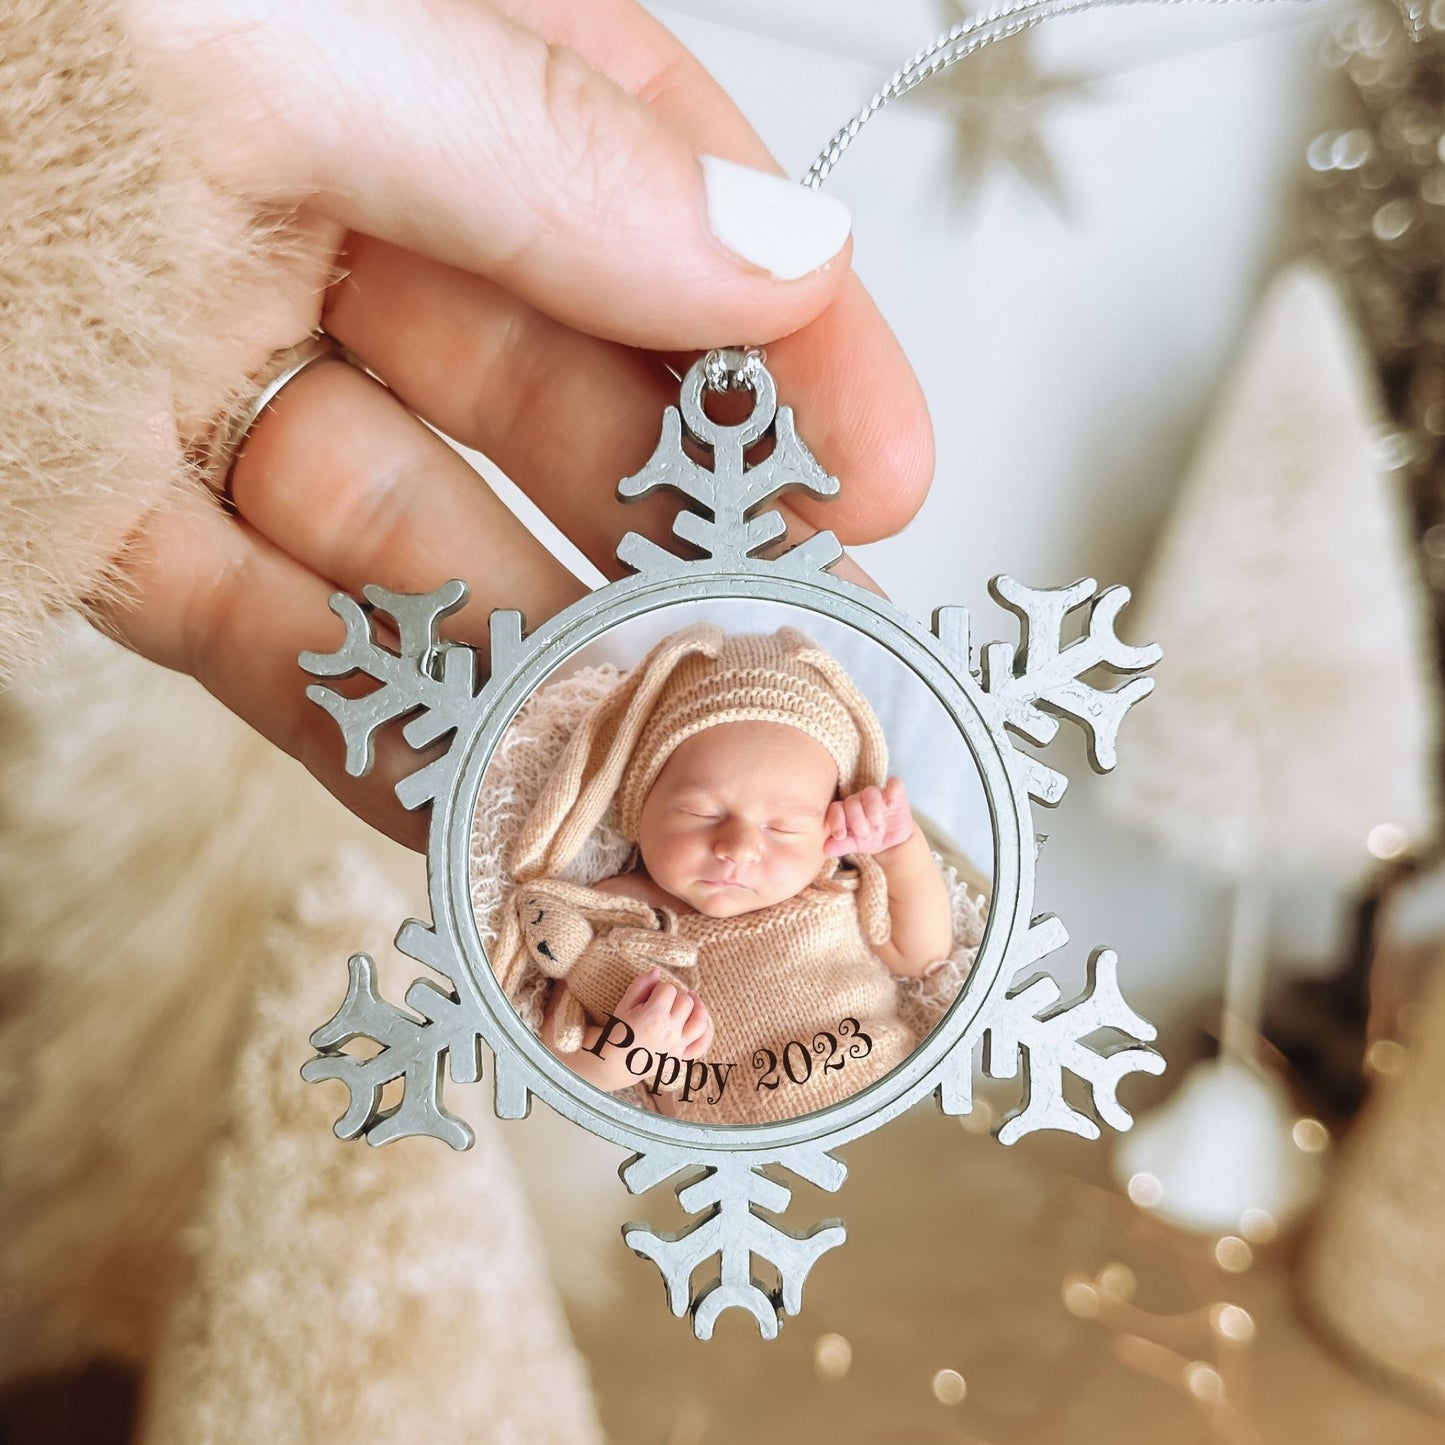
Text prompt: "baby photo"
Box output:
[[474, 607, 991, 1127]]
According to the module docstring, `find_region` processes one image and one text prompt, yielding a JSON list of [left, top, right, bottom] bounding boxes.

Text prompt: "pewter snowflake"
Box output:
[[297, 348, 1164, 1339]]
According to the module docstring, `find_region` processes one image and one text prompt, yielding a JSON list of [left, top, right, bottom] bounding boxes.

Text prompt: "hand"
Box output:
[[613, 968, 714, 1061], [98, 0, 934, 851], [825, 776, 917, 858]]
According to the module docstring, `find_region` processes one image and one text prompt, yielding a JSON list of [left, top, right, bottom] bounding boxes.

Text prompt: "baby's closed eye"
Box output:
[[770, 814, 825, 833]]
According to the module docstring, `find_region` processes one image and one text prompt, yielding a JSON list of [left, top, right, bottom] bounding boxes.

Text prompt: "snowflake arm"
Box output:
[[981, 576, 1161, 773], [738, 406, 840, 510], [299, 581, 477, 794], [616, 362, 841, 570], [985, 946, 1165, 1144], [301, 920, 485, 1149], [620, 1152, 847, 1339]]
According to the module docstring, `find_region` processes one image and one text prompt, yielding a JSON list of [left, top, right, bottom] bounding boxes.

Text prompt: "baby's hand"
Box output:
[[614, 968, 714, 1060], [825, 776, 917, 857]]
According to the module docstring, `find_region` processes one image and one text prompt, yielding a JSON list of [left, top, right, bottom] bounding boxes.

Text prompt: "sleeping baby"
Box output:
[[491, 624, 955, 1126]]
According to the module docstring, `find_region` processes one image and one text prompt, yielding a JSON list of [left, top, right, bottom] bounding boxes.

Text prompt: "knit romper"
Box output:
[[514, 868, 919, 1127]]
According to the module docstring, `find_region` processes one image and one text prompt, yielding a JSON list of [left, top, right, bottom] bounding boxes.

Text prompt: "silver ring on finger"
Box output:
[[197, 330, 362, 506]]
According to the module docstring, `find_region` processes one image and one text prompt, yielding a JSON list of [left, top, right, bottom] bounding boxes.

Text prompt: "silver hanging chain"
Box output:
[[698, 0, 1320, 385], [703, 345, 767, 391], [801, 0, 1323, 188]]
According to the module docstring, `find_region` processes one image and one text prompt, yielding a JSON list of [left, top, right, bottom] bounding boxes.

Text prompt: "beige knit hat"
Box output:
[[508, 623, 889, 882]]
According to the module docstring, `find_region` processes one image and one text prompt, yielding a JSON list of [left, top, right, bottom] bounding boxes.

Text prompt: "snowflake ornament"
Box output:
[[299, 348, 1164, 1340]]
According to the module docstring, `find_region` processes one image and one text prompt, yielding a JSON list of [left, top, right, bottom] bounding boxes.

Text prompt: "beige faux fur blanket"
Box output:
[[1, 0, 603, 1435], [0, 626, 604, 1441]]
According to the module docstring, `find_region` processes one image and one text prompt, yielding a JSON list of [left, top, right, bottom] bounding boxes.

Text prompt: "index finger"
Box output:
[[327, 0, 932, 543], [510, 0, 935, 531]]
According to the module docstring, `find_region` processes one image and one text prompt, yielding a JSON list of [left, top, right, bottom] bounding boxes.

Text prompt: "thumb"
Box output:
[[126, 0, 853, 349]]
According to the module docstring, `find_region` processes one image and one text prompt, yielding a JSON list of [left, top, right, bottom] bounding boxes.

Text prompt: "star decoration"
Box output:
[[909, 0, 1094, 216]]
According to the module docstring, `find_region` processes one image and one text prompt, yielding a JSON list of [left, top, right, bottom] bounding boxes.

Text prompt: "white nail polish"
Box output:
[[699, 155, 851, 281]]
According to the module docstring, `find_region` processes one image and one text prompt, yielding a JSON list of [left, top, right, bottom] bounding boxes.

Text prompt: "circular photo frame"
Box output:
[[300, 350, 1165, 1339], [469, 594, 996, 1134]]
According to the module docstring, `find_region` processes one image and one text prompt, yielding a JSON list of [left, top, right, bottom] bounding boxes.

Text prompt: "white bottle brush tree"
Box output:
[[1104, 262, 1440, 1232]]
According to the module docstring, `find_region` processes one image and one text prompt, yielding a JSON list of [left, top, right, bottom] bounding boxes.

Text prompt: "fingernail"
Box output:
[[699, 155, 851, 281]]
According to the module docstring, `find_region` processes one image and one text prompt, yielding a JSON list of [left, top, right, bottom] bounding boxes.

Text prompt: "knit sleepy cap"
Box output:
[[617, 629, 883, 839], [508, 623, 890, 883]]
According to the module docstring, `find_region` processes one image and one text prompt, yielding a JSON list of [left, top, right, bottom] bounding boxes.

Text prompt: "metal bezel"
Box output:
[[447, 564, 1026, 1156]]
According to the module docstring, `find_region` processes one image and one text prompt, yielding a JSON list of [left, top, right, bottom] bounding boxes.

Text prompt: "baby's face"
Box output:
[[636, 721, 838, 917]]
